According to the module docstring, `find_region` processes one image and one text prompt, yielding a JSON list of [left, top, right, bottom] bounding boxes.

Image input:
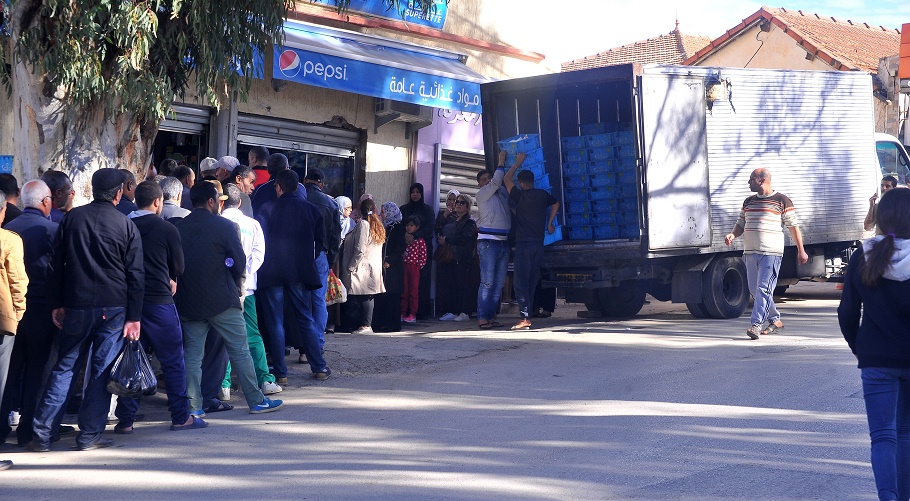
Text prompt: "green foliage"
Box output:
[[3, 0, 292, 122]]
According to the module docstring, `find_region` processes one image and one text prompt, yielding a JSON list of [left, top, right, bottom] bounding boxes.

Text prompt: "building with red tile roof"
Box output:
[[562, 24, 711, 72]]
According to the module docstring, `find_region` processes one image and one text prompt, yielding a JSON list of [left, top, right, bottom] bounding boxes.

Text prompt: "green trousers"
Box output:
[[223, 295, 276, 388]]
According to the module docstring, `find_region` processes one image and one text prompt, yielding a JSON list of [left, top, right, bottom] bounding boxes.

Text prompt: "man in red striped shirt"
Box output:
[[725, 168, 808, 340]]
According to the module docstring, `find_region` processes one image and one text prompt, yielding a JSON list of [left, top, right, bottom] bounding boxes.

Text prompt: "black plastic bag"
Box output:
[[106, 340, 157, 398]]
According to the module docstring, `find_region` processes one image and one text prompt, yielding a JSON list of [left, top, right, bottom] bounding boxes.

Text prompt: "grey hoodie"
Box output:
[[475, 168, 511, 240]]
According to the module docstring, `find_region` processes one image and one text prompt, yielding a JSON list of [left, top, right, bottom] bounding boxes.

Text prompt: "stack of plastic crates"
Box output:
[[560, 123, 639, 240], [497, 134, 563, 245]]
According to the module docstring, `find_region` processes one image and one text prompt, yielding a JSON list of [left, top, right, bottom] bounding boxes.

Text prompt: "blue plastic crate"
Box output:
[[506, 147, 545, 167], [594, 225, 619, 240], [534, 174, 551, 190], [565, 200, 592, 213], [617, 197, 637, 211], [619, 223, 639, 238], [618, 211, 638, 225], [563, 148, 587, 163], [561, 136, 585, 149], [612, 131, 635, 145], [590, 173, 616, 187], [588, 159, 613, 174], [0, 156, 11, 174], [591, 199, 617, 212], [592, 212, 618, 225], [519, 161, 547, 180], [562, 161, 588, 176], [498, 134, 540, 154], [564, 175, 589, 189], [589, 146, 614, 161], [614, 144, 635, 158], [544, 224, 563, 246], [589, 186, 615, 200], [618, 184, 637, 198], [585, 133, 612, 148], [614, 157, 636, 172], [616, 170, 636, 185], [580, 123, 605, 135], [566, 213, 592, 226], [564, 188, 589, 201], [568, 226, 593, 240]]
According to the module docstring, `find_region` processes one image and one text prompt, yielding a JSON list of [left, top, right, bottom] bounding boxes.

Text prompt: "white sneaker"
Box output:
[[219, 387, 231, 401], [439, 313, 457, 321], [8, 411, 19, 427], [453, 313, 469, 322], [261, 381, 283, 395]]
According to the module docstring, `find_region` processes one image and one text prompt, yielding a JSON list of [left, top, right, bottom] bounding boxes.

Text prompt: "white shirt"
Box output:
[[221, 207, 265, 296]]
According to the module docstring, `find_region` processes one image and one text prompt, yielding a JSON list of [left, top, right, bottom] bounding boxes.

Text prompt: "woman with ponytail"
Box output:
[[839, 187, 910, 501], [341, 198, 386, 334]]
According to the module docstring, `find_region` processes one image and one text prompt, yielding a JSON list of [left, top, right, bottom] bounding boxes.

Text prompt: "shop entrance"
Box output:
[[153, 105, 212, 174], [236, 145, 355, 199]]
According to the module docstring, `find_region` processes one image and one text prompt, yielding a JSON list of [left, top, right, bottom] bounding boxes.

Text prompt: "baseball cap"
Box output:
[[304, 168, 325, 183], [206, 180, 229, 201]]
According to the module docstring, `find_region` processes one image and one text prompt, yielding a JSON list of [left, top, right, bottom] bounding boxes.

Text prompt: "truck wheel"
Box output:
[[597, 282, 647, 317], [702, 256, 749, 319], [686, 302, 711, 318]]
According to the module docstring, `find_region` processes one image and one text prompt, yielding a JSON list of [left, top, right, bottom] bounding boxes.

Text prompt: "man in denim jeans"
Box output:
[[30, 169, 144, 452], [474, 152, 513, 329]]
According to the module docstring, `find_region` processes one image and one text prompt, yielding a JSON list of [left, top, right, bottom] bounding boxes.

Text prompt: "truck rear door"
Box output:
[[639, 74, 711, 250]]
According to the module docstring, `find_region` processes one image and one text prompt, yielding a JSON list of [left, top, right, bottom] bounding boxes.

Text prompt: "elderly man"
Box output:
[[0, 191, 27, 469], [226, 164, 256, 218], [174, 182, 282, 415], [40, 171, 74, 223], [209, 156, 239, 183], [724, 168, 809, 340], [159, 176, 191, 221], [30, 168, 144, 452], [0, 181, 58, 447]]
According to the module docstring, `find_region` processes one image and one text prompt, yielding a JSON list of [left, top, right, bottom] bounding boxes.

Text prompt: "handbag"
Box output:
[[326, 269, 347, 305], [106, 340, 158, 398], [433, 243, 454, 264]]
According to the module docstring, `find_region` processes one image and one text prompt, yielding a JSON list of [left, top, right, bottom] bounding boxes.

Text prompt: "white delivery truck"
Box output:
[[479, 64, 910, 318]]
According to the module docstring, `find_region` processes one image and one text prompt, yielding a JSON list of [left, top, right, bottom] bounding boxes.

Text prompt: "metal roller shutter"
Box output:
[[438, 147, 485, 206], [160, 105, 212, 134], [237, 114, 360, 158]]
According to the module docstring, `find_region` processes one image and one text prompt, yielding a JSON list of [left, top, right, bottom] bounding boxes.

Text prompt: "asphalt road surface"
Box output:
[[2, 281, 876, 500]]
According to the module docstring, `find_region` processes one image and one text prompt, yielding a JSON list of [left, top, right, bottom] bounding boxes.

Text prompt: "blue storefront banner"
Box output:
[[273, 45, 483, 114], [311, 0, 447, 30]]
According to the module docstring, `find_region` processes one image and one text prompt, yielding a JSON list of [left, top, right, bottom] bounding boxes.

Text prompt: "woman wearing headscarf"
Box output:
[[435, 189, 460, 236], [372, 202, 405, 332], [335, 196, 356, 243], [400, 183, 436, 319], [437, 193, 478, 321], [324, 195, 356, 343], [838, 187, 910, 501], [341, 198, 385, 335]]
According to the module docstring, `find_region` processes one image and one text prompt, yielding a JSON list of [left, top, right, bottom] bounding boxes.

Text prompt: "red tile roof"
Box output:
[[562, 30, 712, 72], [683, 6, 901, 72]]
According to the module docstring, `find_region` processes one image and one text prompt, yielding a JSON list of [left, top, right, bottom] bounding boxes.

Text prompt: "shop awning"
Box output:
[[274, 21, 487, 114]]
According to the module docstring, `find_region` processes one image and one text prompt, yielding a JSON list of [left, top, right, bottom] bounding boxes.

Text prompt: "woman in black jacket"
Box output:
[[838, 187, 910, 501], [372, 202, 405, 332], [437, 193, 477, 322], [400, 183, 436, 319]]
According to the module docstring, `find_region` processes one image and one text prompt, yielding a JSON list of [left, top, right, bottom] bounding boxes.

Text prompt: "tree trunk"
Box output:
[[11, 9, 157, 205]]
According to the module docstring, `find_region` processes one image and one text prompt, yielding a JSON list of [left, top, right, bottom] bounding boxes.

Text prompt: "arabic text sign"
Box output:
[[311, 0, 447, 30], [273, 46, 482, 113]]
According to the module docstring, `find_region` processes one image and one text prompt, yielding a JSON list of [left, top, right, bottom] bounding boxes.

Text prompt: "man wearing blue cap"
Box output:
[[30, 168, 145, 452]]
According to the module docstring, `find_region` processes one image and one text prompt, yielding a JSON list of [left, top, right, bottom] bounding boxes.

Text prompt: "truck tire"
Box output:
[[702, 256, 748, 319], [686, 302, 711, 318], [597, 282, 647, 317]]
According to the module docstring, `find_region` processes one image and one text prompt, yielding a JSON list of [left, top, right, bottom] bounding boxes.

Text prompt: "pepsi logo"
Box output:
[[279, 50, 300, 78]]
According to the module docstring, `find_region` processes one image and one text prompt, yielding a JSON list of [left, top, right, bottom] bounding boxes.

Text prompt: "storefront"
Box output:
[[153, 104, 212, 173]]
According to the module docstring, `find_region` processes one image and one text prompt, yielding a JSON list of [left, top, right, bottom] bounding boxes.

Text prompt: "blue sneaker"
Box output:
[[250, 397, 283, 414], [189, 409, 206, 418]]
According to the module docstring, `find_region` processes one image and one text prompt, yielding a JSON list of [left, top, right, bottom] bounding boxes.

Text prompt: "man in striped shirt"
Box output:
[[724, 168, 808, 340]]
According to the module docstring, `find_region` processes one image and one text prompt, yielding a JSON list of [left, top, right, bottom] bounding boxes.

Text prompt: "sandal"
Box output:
[[511, 319, 532, 330], [478, 322, 493, 330], [204, 402, 234, 413], [761, 322, 784, 335], [170, 415, 208, 432], [746, 324, 762, 340], [489, 321, 503, 328]]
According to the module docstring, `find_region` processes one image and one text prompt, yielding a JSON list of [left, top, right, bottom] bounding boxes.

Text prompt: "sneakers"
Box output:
[[314, 368, 332, 381], [439, 312, 457, 321], [218, 387, 230, 401], [8, 411, 19, 427], [77, 438, 114, 451], [250, 397, 283, 414], [261, 381, 283, 395], [453, 313, 469, 322], [402, 314, 416, 323], [352, 326, 374, 334]]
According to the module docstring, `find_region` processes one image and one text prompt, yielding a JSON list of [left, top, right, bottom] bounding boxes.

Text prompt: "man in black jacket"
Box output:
[[175, 182, 282, 415], [303, 168, 341, 351], [114, 181, 206, 432], [0, 180, 58, 446], [30, 168, 145, 452]]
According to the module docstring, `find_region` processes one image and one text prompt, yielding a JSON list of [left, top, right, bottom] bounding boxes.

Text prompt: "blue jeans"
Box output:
[[513, 242, 544, 319], [32, 307, 125, 448], [744, 253, 782, 327], [312, 252, 329, 350], [862, 367, 910, 501], [260, 283, 327, 377], [477, 239, 509, 321], [182, 307, 264, 411]]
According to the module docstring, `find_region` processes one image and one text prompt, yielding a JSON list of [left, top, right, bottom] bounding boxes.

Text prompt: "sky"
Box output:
[[486, 0, 910, 65]]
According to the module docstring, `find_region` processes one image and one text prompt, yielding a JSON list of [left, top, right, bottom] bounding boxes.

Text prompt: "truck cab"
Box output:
[[875, 133, 910, 184]]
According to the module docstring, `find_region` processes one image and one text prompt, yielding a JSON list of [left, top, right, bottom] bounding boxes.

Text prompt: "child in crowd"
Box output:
[[401, 215, 427, 323]]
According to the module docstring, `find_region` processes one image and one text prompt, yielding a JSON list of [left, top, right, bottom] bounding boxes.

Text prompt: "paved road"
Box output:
[[2, 282, 875, 500]]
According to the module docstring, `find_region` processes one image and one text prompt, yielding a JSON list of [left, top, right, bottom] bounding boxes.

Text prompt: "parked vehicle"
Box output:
[[480, 64, 910, 318]]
